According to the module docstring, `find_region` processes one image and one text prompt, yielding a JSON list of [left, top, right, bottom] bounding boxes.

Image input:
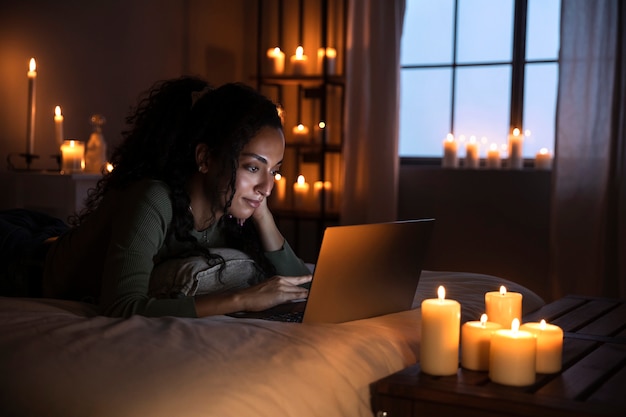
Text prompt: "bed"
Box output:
[[0, 270, 545, 417]]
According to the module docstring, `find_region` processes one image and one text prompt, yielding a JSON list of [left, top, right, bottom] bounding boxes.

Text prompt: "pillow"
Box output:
[[149, 248, 265, 298]]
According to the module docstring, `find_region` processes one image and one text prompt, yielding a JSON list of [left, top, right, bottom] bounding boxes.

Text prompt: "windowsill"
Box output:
[[400, 156, 552, 171]]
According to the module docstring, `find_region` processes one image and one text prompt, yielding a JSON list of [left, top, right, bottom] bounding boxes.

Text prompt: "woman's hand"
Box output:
[[194, 275, 312, 317]]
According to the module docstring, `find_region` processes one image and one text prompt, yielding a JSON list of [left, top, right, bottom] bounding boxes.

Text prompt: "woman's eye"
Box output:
[[246, 165, 259, 173]]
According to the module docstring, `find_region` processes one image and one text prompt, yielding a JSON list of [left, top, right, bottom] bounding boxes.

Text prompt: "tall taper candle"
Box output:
[[54, 106, 64, 147], [26, 58, 37, 154]]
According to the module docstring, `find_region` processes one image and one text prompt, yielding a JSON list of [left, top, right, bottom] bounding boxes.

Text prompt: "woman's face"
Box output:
[[226, 126, 285, 220]]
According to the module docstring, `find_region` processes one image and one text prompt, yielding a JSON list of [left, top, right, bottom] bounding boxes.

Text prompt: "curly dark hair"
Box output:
[[74, 76, 283, 277]]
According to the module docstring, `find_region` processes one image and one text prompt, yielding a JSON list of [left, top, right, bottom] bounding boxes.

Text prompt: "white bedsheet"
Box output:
[[0, 271, 544, 417]]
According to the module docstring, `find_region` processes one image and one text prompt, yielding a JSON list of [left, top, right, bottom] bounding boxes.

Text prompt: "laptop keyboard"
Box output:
[[263, 311, 304, 323]]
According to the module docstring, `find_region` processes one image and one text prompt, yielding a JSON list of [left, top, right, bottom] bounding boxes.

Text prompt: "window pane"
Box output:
[[457, 0, 514, 63], [401, 0, 454, 65], [454, 66, 511, 156], [523, 63, 558, 157], [526, 0, 560, 60], [399, 69, 452, 156]]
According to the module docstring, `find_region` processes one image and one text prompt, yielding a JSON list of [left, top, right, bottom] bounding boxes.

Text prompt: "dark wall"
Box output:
[[398, 164, 553, 301]]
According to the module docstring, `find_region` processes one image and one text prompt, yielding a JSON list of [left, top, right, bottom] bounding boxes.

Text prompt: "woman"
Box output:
[[43, 77, 312, 318]]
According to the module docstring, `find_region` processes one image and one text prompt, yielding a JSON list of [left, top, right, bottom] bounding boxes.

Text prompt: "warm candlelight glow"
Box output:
[[54, 105, 64, 147], [29, 58, 36, 73], [511, 318, 520, 333], [480, 313, 488, 326], [318, 121, 326, 129], [297, 174, 305, 185], [295, 46, 304, 59], [290, 46, 308, 75], [540, 319, 547, 330], [500, 285, 507, 296], [266, 47, 285, 74], [485, 286, 523, 328], [421, 285, 460, 375], [26, 57, 37, 155], [513, 128, 520, 136], [437, 285, 445, 300]]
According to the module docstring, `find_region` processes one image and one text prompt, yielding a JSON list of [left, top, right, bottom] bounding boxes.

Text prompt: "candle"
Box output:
[[313, 180, 333, 211], [486, 143, 501, 169], [60, 140, 85, 173], [508, 128, 523, 169], [273, 173, 286, 206], [317, 47, 337, 75], [461, 313, 503, 371], [535, 148, 552, 170], [54, 106, 64, 147], [465, 136, 480, 169], [26, 57, 37, 155], [293, 175, 311, 209], [292, 123, 310, 142], [489, 318, 537, 386], [420, 285, 461, 376], [442, 133, 458, 168], [290, 46, 308, 75], [266, 47, 285, 75], [520, 319, 563, 373], [485, 286, 523, 328]]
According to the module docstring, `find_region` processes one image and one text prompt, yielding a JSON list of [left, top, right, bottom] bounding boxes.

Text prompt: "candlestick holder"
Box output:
[[7, 152, 39, 171]]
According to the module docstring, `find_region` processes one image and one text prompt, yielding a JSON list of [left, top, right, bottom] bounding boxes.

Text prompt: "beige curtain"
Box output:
[[340, 0, 405, 225], [551, 0, 626, 299]]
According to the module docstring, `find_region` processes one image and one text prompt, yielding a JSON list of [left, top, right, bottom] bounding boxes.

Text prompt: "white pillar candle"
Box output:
[[465, 136, 480, 168], [535, 148, 552, 170], [520, 319, 563, 373], [442, 133, 458, 168], [293, 175, 311, 209], [508, 128, 523, 169], [60, 140, 85, 173], [485, 286, 523, 328], [26, 58, 37, 155], [317, 47, 337, 75], [266, 47, 285, 75], [489, 318, 537, 386], [54, 106, 64, 147], [420, 285, 461, 376], [461, 313, 502, 371], [486, 143, 501, 169], [290, 46, 308, 75], [273, 173, 286, 206]]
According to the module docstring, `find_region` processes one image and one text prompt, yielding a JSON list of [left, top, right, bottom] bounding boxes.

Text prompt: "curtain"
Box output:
[[551, 0, 626, 299], [340, 0, 406, 225]]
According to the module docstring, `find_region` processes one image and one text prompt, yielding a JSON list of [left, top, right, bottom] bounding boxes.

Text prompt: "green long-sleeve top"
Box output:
[[43, 179, 310, 318]]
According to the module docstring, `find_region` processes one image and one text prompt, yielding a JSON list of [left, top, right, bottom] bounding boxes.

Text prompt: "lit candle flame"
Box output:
[[445, 133, 454, 142], [297, 175, 305, 185], [29, 57, 37, 73], [318, 121, 326, 129], [499, 285, 507, 296], [480, 313, 488, 327], [540, 319, 547, 330], [511, 318, 520, 332], [512, 128, 520, 136], [274, 173, 282, 181], [295, 46, 304, 59], [539, 147, 549, 156], [437, 285, 445, 301], [55, 106, 62, 117]]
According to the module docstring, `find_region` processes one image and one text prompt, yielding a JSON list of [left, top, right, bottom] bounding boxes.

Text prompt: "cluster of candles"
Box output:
[[421, 285, 563, 387], [273, 174, 334, 211], [266, 46, 337, 76], [442, 131, 553, 170]]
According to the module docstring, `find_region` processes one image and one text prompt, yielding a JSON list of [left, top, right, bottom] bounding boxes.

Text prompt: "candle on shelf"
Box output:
[[420, 285, 461, 376], [26, 57, 37, 155], [292, 123, 310, 142], [508, 128, 523, 169], [461, 313, 503, 371], [489, 318, 537, 386], [535, 148, 552, 170], [266, 47, 285, 75], [465, 136, 480, 169], [60, 140, 85, 173], [273, 173, 286, 207], [485, 286, 523, 328], [54, 106, 64, 147], [313, 180, 334, 211], [290, 46, 308, 75], [442, 133, 458, 168], [317, 47, 337, 75], [293, 175, 311, 209], [486, 143, 501, 169], [520, 319, 563, 373]]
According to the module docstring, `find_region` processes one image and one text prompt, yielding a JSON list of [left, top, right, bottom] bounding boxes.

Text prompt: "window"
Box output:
[[399, 0, 560, 160]]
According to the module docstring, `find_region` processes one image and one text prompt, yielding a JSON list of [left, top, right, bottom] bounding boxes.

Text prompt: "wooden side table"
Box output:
[[371, 295, 626, 417]]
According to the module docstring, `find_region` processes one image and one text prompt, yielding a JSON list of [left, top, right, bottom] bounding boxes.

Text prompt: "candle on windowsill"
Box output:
[[26, 58, 37, 155], [486, 143, 501, 169], [535, 148, 552, 170], [485, 286, 523, 328], [508, 128, 523, 169], [461, 313, 503, 371], [313, 180, 333, 211], [442, 133, 458, 168], [489, 318, 537, 386], [520, 319, 563, 373], [266, 47, 285, 75], [293, 175, 311, 209], [292, 123, 310, 142], [60, 140, 85, 173], [420, 285, 461, 376], [273, 173, 286, 207], [54, 106, 64, 147], [317, 47, 337, 75], [465, 136, 480, 169], [290, 46, 308, 75]]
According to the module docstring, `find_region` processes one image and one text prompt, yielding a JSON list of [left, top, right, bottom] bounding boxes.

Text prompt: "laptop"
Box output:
[[229, 218, 435, 323]]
